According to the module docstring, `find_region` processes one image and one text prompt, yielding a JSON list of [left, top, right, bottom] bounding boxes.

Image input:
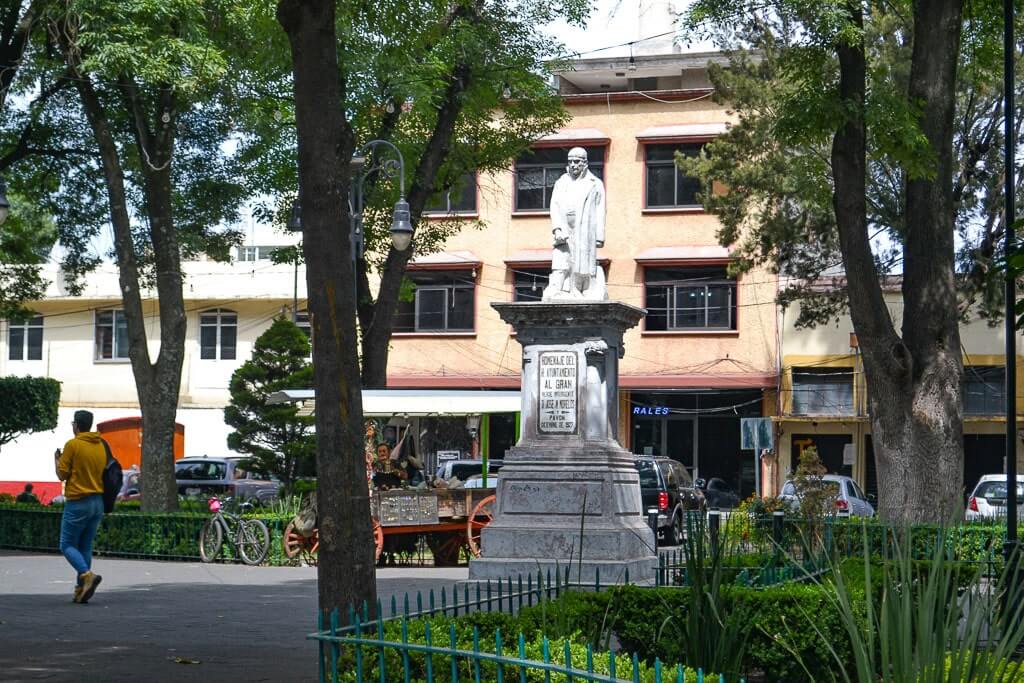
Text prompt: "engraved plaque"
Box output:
[[538, 350, 578, 434]]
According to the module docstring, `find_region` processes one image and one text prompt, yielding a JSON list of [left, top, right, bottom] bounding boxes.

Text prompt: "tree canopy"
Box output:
[[0, 376, 60, 447]]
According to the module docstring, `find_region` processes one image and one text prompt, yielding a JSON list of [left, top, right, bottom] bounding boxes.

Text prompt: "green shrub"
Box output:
[[333, 612, 721, 683]]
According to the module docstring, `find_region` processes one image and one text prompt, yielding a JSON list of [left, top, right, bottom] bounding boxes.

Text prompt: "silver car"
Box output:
[[780, 474, 875, 517], [966, 474, 1024, 521]]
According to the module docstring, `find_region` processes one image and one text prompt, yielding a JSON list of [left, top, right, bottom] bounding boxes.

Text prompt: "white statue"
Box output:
[[543, 147, 608, 301]]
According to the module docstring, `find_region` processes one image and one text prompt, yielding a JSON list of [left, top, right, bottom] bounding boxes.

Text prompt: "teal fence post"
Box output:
[[425, 621, 434, 682], [495, 628, 505, 683], [518, 632, 527, 683], [354, 613, 364, 682], [377, 614, 386, 683], [450, 623, 459, 683], [472, 626, 482, 683], [586, 643, 594, 674], [517, 574, 523, 609], [487, 580, 493, 612], [542, 636, 551, 683], [632, 652, 640, 683], [429, 588, 435, 615]]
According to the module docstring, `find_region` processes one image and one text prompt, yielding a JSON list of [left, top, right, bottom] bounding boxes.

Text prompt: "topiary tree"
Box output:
[[0, 376, 60, 448], [224, 318, 315, 489]]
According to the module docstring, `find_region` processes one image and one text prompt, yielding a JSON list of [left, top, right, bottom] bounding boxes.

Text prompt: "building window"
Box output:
[[424, 172, 477, 215], [791, 367, 855, 415], [644, 266, 736, 331], [514, 146, 604, 211], [394, 271, 475, 332], [95, 309, 130, 361], [964, 366, 1006, 415], [295, 309, 312, 357], [644, 142, 704, 208], [8, 315, 43, 361], [512, 268, 550, 302], [200, 308, 237, 360], [238, 245, 279, 262]]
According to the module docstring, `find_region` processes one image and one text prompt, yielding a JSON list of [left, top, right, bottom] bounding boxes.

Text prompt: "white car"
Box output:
[[779, 474, 876, 517], [966, 474, 1024, 521]]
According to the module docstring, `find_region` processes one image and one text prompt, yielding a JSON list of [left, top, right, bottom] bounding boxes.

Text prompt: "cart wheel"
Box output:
[[373, 518, 384, 562], [427, 532, 466, 567], [304, 529, 320, 566], [283, 520, 306, 559], [467, 494, 496, 558]]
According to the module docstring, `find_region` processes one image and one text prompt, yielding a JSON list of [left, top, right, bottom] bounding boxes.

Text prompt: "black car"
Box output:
[[696, 477, 741, 510], [634, 456, 704, 546]]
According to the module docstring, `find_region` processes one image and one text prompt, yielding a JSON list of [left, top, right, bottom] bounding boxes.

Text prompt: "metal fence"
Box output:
[[311, 569, 744, 683], [0, 503, 293, 564]]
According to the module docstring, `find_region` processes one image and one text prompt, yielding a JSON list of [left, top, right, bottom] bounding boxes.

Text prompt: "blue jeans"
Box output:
[[59, 494, 103, 575]]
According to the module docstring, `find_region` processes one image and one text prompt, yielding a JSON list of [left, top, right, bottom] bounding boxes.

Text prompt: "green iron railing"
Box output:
[[311, 570, 744, 683]]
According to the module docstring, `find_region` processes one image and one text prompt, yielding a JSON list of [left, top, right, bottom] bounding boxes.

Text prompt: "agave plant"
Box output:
[[798, 526, 1024, 682]]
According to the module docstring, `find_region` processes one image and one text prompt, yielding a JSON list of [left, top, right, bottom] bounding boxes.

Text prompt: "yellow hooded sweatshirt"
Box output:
[[57, 432, 107, 500]]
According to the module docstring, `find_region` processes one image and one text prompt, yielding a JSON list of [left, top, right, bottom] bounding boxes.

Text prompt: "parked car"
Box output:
[[435, 459, 503, 483], [117, 467, 141, 502], [966, 474, 1024, 521], [464, 474, 499, 489], [175, 456, 280, 506], [695, 477, 740, 510], [779, 474, 875, 517], [634, 456, 704, 546]]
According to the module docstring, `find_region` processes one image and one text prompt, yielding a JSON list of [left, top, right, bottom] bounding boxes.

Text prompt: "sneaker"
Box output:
[[76, 571, 102, 604]]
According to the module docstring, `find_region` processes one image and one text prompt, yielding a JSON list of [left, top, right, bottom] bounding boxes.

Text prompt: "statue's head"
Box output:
[[566, 147, 588, 179]]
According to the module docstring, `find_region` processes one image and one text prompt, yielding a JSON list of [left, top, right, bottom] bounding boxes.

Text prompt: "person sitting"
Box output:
[[16, 483, 40, 504], [372, 444, 403, 490]]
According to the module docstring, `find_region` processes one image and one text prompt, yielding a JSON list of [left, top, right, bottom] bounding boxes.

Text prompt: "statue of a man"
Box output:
[[542, 147, 607, 301]]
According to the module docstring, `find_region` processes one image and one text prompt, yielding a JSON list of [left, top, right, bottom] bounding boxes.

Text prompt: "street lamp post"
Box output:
[[287, 140, 413, 313]]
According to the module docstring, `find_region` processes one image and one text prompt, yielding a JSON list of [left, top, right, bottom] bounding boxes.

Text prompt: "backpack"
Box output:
[[100, 439, 123, 514]]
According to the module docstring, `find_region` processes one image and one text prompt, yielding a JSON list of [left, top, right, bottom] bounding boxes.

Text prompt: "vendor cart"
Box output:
[[282, 487, 495, 566]]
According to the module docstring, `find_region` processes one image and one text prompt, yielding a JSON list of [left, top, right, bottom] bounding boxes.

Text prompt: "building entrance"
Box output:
[[632, 416, 697, 476]]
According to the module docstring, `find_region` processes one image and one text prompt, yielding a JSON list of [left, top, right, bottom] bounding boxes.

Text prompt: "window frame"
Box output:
[[423, 171, 478, 216], [642, 140, 707, 210], [394, 270, 477, 334], [94, 308, 130, 362], [199, 308, 238, 361], [512, 145, 606, 213], [512, 267, 551, 302], [7, 315, 43, 361], [790, 367, 856, 416], [642, 265, 738, 332], [963, 365, 1006, 416]]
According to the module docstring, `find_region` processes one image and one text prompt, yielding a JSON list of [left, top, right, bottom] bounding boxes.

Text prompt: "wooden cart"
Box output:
[[282, 488, 496, 566]]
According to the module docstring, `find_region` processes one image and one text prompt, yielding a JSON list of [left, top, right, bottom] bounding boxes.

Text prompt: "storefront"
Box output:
[[625, 389, 765, 498]]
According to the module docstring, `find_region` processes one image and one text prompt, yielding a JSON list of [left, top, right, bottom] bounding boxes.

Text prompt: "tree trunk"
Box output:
[[831, 0, 964, 524], [278, 0, 377, 620]]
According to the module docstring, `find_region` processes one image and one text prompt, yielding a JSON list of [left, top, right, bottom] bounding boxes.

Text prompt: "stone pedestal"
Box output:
[[468, 301, 657, 584]]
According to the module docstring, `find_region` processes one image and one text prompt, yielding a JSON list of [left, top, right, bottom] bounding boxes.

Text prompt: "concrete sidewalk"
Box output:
[[0, 551, 467, 682]]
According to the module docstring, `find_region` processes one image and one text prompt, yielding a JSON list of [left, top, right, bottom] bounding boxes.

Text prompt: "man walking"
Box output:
[[54, 410, 106, 603]]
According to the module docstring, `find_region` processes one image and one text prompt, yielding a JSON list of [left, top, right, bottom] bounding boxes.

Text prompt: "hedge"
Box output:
[[0, 504, 293, 566]]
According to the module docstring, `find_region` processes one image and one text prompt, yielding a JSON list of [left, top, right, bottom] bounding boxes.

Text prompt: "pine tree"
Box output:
[[224, 318, 315, 489]]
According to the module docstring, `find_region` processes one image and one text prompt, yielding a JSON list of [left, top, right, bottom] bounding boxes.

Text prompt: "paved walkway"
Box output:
[[0, 551, 467, 682]]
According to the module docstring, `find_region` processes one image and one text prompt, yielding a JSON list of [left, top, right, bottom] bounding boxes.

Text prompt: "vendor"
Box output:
[[372, 444, 403, 489]]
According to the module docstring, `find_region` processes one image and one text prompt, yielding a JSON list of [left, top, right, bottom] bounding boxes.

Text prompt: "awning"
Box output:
[[267, 389, 521, 417], [634, 246, 732, 265], [636, 123, 729, 141], [407, 250, 481, 270], [504, 248, 610, 267], [536, 127, 610, 146]]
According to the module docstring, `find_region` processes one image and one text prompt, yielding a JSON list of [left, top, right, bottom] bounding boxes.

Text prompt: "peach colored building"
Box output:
[[388, 53, 779, 498]]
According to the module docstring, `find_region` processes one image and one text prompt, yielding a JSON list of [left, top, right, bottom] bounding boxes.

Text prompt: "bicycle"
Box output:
[[199, 497, 270, 565]]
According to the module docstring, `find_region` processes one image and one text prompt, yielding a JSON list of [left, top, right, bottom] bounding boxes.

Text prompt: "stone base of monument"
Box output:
[[467, 301, 657, 585]]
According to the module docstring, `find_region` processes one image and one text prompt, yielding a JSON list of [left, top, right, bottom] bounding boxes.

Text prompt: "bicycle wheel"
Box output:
[[238, 519, 270, 566], [199, 518, 223, 563]]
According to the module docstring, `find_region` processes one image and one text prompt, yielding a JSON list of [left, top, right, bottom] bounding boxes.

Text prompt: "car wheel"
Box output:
[[667, 513, 684, 546]]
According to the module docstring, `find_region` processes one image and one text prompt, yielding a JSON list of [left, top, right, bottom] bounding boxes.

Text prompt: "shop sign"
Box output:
[[632, 405, 670, 415]]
